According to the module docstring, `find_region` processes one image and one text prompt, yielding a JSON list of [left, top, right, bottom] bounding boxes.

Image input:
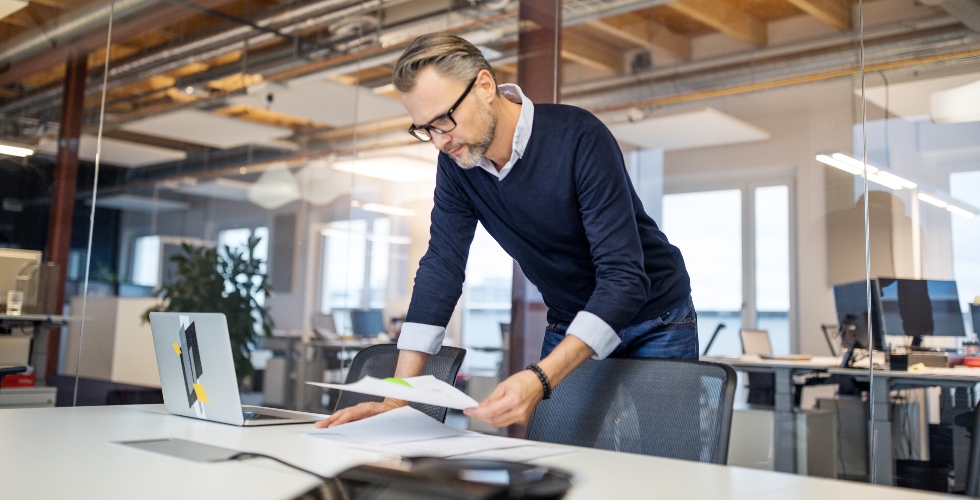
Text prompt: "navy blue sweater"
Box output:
[[406, 104, 691, 334]]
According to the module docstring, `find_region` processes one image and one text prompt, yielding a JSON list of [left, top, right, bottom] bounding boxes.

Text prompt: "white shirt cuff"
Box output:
[[397, 322, 446, 355], [565, 311, 621, 360]]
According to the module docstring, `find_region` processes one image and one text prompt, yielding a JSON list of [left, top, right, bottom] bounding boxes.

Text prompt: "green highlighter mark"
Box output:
[[383, 377, 412, 388]]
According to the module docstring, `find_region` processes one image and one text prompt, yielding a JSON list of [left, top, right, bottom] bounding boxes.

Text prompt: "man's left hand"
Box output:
[[464, 370, 544, 428]]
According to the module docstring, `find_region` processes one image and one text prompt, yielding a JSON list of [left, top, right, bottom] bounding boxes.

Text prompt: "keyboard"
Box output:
[[243, 411, 286, 421]]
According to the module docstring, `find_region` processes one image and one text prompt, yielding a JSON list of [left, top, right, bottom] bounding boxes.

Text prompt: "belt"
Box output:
[[545, 323, 568, 334]]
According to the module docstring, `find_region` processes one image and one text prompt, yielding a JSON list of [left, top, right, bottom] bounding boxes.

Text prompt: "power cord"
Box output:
[[229, 452, 329, 482]]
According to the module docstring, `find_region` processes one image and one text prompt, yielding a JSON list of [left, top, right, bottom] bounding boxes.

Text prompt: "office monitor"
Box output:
[[877, 279, 965, 344], [972, 304, 979, 336], [350, 309, 385, 336], [832, 280, 886, 351]]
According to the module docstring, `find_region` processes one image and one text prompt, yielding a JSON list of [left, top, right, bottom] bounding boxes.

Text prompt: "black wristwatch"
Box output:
[[526, 363, 552, 400]]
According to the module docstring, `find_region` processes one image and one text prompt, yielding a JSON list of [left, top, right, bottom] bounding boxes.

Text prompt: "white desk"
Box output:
[[0, 405, 954, 499], [703, 355, 841, 473]]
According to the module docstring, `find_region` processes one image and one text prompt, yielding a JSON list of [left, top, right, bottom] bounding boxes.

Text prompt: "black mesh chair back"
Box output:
[[525, 358, 737, 464], [334, 344, 466, 423], [966, 401, 980, 497]]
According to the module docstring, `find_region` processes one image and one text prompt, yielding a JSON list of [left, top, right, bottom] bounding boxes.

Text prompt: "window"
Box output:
[[217, 226, 269, 306], [755, 186, 791, 355], [461, 223, 513, 375], [131, 235, 161, 287], [662, 190, 742, 355], [951, 171, 980, 332]]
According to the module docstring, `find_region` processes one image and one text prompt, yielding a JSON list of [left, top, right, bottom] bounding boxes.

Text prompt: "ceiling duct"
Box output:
[[920, 0, 980, 32]]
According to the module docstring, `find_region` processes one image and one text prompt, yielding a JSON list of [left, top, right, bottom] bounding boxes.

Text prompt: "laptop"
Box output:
[[149, 312, 325, 426], [740, 329, 812, 361]]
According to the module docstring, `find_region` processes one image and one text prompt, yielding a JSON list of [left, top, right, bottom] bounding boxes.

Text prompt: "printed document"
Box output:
[[308, 406, 468, 445], [306, 375, 479, 410]]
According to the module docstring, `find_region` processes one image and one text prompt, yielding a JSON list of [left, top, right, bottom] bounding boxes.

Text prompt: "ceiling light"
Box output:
[[866, 173, 903, 190], [0, 144, 34, 157], [351, 200, 416, 217], [816, 154, 863, 175], [831, 153, 879, 173], [918, 192, 948, 208], [875, 170, 917, 189], [371, 83, 397, 95], [947, 205, 975, 218], [332, 155, 436, 183]]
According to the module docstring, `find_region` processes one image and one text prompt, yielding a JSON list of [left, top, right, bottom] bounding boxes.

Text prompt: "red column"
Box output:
[[509, 0, 561, 438], [44, 54, 87, 376]]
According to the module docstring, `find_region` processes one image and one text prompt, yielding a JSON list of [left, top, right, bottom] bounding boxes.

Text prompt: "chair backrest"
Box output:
[[967, 401, 980, 497], [334, 344, 466, 423], [525, 358, 737, 465], [740, 329, 772, 356]]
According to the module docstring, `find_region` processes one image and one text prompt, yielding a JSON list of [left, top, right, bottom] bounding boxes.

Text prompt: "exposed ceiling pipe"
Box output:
[[563, 14, 961, 96], [0, 0, 162, 66], [920, 0, 980, 32]]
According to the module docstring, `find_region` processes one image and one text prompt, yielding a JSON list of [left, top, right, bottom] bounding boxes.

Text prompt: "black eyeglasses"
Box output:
[[408, 77, 477, 142]]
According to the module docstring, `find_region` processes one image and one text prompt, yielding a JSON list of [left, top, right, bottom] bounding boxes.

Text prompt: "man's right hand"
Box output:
[[314, 398, 407, 428]]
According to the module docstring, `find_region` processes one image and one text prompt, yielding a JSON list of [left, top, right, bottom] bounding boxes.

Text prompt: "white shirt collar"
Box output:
[[476, 83, 534, 181]]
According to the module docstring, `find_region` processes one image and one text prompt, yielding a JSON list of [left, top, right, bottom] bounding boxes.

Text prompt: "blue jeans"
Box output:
[[540, 296, 699, 360]]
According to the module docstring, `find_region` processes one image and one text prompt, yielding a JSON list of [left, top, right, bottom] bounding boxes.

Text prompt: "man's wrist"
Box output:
[[526, 363, 552, 399]]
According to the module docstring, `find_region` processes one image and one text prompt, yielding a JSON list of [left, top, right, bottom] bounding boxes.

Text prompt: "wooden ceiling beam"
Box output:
[[561, 35, 624, 73], [585, 18, 691, 62], [664, 0, 767, 46], [784, 0, 850, 30]]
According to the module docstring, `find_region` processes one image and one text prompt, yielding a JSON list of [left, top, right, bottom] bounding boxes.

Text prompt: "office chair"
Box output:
[[966, 401, 980, 497], [525, 358, 737, 464], [334, 344, 466, 423]]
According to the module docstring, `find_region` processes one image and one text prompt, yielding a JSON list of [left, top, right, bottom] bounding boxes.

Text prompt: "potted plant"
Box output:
[[143, 236, 273, 384]]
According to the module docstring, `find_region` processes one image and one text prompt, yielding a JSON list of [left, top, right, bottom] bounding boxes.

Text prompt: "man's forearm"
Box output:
[[536, 335, 595, 388], [384, 350, 431, 406]]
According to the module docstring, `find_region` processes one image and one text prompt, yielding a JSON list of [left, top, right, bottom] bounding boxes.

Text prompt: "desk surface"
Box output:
[[828, 365, 980, 382], [704, 355, 842, 369], [0, 405, 954, 499]]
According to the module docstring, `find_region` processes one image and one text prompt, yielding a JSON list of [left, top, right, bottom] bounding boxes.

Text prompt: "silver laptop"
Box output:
[[149, 312, 325, 426]]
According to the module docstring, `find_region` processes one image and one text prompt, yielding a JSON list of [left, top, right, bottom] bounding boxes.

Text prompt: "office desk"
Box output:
[[0, 405, 953, 499], [704, 355, 840, 473], [827, 366, 980, 486]]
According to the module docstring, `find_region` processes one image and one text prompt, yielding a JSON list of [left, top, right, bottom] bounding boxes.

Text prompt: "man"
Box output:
[[316, 33, 694, 430]]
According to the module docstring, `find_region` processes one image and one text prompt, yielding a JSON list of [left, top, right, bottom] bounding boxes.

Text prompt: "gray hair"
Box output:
[[392, 33, 497, 94]]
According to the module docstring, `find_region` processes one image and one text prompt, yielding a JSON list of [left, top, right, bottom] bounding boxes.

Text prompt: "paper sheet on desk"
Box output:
[[306, 375, 479, 410], [308, 406, 468, 445]]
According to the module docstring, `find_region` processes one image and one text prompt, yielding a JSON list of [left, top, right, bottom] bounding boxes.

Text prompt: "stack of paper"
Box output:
[[308, 406, 571, 461], [306, 375, 479, 410]]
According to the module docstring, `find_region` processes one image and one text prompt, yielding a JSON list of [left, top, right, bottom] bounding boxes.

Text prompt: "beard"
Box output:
[[442, 105, 496, 169]]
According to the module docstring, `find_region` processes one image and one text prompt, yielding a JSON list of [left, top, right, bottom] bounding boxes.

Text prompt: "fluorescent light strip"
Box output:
[[816, 155, 864, 175], [866, 173, 903, 190], [0, 144, 34, 157], [831, 153, 879, 173], [875, 170, 917, 189], [947, 205, 975, 218], [917, 192, 948, 208], [351, 200, 417, 217]]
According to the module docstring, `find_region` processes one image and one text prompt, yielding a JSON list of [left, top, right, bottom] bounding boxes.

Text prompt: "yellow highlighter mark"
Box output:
[[383, 377, 412, 388], [172, 343, 182, 355], [193, 383, 209, 403]]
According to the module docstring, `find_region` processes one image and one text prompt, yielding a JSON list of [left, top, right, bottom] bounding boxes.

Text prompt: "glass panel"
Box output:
[[662, 190, 742, 355], [755, 185, 790, 355], [461, 223, 513, 377], [950, 171, 980, 335]]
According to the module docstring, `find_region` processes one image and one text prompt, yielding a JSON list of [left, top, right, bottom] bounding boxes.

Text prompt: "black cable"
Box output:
[[229, 452, 329, 482]]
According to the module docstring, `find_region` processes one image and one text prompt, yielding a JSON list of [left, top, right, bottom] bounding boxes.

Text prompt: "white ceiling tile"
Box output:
[[37, 134, 186, 167], [120, 109, 292, 149], [608, 108, 770, 151], [230, 79, 406, 127], [861, 72, 980, 118]]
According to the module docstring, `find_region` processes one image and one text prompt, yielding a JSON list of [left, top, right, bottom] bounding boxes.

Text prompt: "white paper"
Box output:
[[307, 406, 468, 445], [306, 375, 479, 410], [451, 445, 574, 461], [381, 434, 530, 458]]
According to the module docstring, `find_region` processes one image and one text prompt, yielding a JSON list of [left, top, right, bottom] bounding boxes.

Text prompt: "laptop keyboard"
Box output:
[[243, 411, 285, 421]]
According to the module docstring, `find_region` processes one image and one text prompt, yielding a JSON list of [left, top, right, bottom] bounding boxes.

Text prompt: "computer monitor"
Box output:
[[877, 279, 965, 345], [971, 304, 979, 336], [0, 249, 42, 306], [350, 309, 385, 336], [833, 280, 886, 351]]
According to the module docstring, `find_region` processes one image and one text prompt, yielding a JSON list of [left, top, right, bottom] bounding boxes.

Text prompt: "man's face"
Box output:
[[402, 67, 496, 169]]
